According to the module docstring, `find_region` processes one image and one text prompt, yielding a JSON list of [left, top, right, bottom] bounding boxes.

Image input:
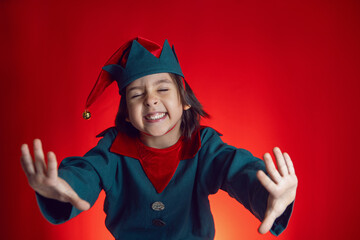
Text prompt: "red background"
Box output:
[[1, 0, 360, 239]]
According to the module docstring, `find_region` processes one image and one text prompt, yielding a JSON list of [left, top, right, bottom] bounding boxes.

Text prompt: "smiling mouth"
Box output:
[[144, 112, 167, 120]]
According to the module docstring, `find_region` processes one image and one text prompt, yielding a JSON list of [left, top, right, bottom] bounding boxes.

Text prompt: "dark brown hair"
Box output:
[[115, 73, 209, 139]]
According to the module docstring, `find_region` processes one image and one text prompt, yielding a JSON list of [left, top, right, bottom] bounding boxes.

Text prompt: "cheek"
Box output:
[[127, 103, 140, 120], [170, 101, 184, 117]]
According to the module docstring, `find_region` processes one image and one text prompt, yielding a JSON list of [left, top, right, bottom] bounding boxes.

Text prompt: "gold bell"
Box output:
[[83, 110, 91, 120]]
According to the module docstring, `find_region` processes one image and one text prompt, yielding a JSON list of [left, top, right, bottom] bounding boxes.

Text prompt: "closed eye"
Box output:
[[158, 89, 169, 92], [131, 93, 143, 99]]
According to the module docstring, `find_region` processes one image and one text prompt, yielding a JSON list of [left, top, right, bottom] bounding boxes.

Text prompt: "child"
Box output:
[[20, 37, 297, 239]]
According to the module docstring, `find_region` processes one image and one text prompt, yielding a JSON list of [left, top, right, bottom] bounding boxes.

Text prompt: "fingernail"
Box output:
[[21, 144, 28, 150]]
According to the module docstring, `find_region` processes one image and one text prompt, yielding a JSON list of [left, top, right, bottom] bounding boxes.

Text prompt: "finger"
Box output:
[[71, 198, 91, 212], [33, 139, 46, 175], [34, 139, 45, 160], [64, 189, 91, 211], [284, 152, 295, 175], [258, 210, 277, 234], [263, 152, 282, 183], [20, 144, 35, 176], [58, 178, 91, 211], [257, 170, 277, 194], [273, 147, 288, 176], [47, 151, 58, 179]]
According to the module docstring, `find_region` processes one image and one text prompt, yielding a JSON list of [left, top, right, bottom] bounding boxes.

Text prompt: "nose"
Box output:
[[144, 93, 158, 107]]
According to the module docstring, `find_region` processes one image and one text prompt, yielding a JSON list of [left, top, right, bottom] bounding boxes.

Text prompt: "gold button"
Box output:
[[151, 201, 165, 211]]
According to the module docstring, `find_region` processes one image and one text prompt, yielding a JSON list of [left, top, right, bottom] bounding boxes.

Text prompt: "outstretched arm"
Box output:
[[20, 139, 90, 211], [256, 147, 298, 234]]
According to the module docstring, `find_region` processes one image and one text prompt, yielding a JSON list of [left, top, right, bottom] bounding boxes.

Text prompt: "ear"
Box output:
[[183, 104, 191, 111], [125, 117, 130, 122]]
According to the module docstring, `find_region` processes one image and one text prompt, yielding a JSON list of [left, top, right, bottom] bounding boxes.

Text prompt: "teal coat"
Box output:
[[37, 127, 293, 239]]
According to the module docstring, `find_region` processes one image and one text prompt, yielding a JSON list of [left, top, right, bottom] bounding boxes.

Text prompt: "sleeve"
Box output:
[[198, 127, 294, 236], [36, 128, 119, 224]]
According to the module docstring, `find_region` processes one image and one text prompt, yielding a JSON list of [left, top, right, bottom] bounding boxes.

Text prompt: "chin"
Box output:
[[144, 129, 168, 137]]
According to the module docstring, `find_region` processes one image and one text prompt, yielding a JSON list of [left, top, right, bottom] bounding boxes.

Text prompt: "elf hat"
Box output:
[[83, 37, 184, 119]]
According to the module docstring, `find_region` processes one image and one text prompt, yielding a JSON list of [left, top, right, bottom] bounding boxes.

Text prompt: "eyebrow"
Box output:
[[154, 78, 172, 85], [127, 79, 173, 93]]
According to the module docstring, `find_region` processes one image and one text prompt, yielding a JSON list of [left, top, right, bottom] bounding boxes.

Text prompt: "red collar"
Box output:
[[109, 127, 203, 193]]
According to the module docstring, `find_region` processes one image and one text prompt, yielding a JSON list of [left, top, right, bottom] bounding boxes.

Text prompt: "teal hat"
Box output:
[[83, 37, 184, 119], [103, 38, 184, 93]]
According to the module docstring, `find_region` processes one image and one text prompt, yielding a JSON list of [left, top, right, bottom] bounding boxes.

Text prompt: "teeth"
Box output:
[[145, 113, 166, 120]]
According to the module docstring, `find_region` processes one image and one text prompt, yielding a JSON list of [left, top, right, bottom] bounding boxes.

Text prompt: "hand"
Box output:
[[256, 147, 298, 234], [20, 139, 90, 211]]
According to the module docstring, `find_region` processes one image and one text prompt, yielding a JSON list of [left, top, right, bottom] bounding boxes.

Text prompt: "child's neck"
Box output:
[[139, 125, 182, 149]]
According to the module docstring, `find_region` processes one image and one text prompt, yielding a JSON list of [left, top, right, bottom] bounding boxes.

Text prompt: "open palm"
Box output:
[[256, 147, 298, 234], [20, 139, 90, 211]]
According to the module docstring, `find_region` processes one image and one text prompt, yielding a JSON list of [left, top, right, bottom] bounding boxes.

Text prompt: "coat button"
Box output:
[[151, 201, 165, 211], [152, 219, 166, 227]]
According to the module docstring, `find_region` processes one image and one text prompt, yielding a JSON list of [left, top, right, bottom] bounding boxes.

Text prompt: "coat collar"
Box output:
[[109, 126, 204, 160]]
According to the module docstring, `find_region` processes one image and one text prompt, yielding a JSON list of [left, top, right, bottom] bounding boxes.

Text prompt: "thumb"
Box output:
[[258, 210, 276, 234], [69, 197, 91, 211], [58, 178, 91, 211]]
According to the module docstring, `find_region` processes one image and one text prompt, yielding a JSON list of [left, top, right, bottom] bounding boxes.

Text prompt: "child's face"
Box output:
[[125, 73, 188, 137]]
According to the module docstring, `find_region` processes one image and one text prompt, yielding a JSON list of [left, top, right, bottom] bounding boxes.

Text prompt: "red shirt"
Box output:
[[110, 128, 202, 193]]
